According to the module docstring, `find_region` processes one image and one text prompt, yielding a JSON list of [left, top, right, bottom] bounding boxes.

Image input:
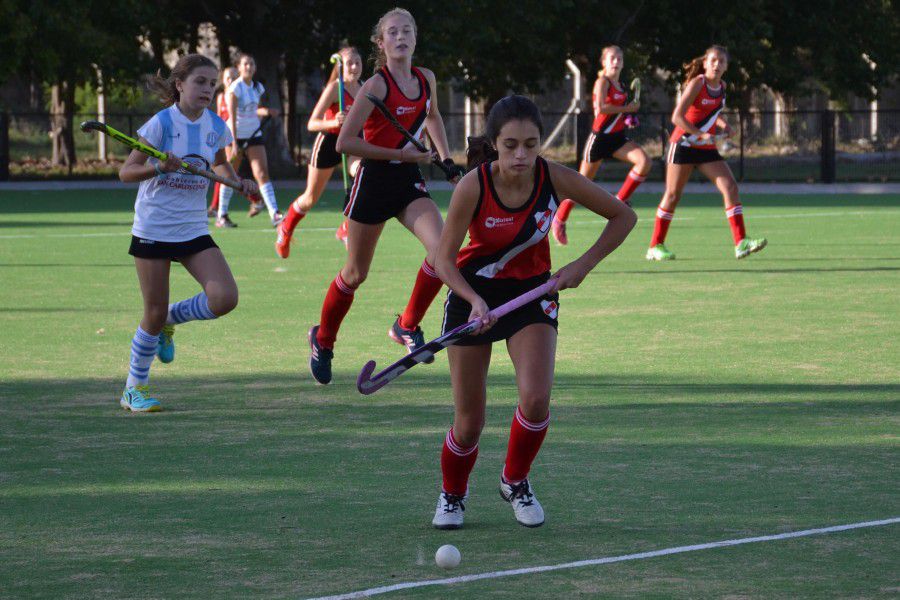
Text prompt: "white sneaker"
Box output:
[[499, 478, 544, 527], [432, 491, 467, 529]]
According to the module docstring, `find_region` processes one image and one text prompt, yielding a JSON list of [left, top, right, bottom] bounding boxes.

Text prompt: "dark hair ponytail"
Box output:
[[466, 95, 544, 169], [148, 53, 217, 105]]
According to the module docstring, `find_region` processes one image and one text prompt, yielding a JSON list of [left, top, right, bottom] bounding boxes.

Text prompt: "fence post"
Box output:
[[0, 111, 8, 181], [820, 109, 836, 183]]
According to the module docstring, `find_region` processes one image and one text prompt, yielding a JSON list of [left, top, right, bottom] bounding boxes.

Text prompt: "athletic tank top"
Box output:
[[363, 66, 431, 152], [670, 76, 726, 149], [591, 76, 628, 134], [324, 87, 356, 135], [457, 157, 558, 280]]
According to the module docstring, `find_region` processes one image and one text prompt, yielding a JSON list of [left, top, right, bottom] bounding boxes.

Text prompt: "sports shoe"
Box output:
[[335, 219, 349, 249], [216, 214, 237, 228], [275, 222, 293, 259], [551, 217, 568, 245], [247, 200, 263, 218], [389, 317, 433, 364], [735, 237, 768, 259], [120, 385, 162, 412], [157, 324, 175, 364], [271, 211, 285, 227], [499, 478, 544, 527], [432, 491, 467, 529], [308, 325, 333, 385], [646, 243, 675, 261]]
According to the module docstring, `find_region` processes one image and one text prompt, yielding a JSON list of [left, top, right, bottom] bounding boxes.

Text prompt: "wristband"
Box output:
[[154, 162, 164, 177]]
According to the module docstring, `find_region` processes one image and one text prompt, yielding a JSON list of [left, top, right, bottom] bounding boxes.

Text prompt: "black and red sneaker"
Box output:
[[389, 317, 434, 364]]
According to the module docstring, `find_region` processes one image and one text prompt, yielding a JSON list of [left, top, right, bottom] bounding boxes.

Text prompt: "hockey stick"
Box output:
[[80, 121, 256, 198], [363, 92, 461, 180], [330, 53, 350, 193], [357, 276, 559, 395], [630, 77, 641, 103], [678, 132, 730, 147]]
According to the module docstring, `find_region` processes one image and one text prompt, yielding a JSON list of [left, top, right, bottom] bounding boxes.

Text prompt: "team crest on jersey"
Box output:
[[534, 208, 553, 233], [206, 132, 219, 147], [540, 299, 558, 319]]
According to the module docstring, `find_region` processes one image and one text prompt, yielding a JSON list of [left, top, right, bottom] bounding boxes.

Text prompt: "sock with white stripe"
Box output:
[[259, 182, 279, 218], [399, 260, 442, 330], [502, 406, 550, 484], [441, 428, 479, 496], [317, 273, 357, 349], [650, 206, 675, 246], [166, 292, 217, 325], [725, 204, 746, 244], [616, 169, 646, 203], [218, 185, 233, 218], [125, 326, 158, 388]]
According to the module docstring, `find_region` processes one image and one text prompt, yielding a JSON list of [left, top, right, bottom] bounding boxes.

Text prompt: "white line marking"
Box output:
[[306, 517, 900, 599]]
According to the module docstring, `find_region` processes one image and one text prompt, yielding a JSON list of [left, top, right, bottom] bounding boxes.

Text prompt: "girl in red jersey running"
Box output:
[[552, 45, 648, 245], [276, 47, 363, 258], [307, 8, 464, 384], [647, 45, 767, 261], [209, 67, 238, 219], [429, 95, 636, 529]]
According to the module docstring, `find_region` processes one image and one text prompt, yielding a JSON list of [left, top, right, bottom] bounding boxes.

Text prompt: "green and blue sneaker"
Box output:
[[157, 324, 175, 363], [646, 243, 675, 261], [120, 385, 162, 412], [735, 237, 767, 259]]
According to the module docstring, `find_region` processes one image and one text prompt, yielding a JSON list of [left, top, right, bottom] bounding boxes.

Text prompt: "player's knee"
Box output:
[[341, 268, 367, 288], [453, 421, 483, 447], [208, 286, 239, 317], [517, 396, 550, 422]]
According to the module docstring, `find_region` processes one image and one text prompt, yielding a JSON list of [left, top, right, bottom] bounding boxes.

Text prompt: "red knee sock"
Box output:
[[556, 199, 575, 223], [726, 204, 746, 244], [616, 169, 646, 203], [210, 182, 220, 211], [282, 200, 306, 234], [316, 273, 357, 349], [650, 206, 675, 246], [502, 407, 550, 484], [399, 260, 442, 330], [441, 428, 479, 495]]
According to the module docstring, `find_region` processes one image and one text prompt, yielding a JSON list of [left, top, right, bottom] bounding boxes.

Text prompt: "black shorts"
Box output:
[[310, 132, 341, 169], [442, 272, 559, 346], [344, 160, 431, 225], [583, 130, 629, 163], [237, 136, 265, 149], [128, 234, 218, 261], [666, 143, 723, 165]]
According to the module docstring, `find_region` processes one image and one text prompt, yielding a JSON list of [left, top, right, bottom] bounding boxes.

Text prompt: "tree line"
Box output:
[[2, 0, 897, 169]]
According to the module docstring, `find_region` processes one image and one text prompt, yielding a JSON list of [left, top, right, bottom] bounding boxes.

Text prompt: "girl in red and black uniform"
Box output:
[[307, 8, 464, 384], [430, 95, 636, 529], [647, 45, 767, 261], [208, 67, 238, 219], [553, 46, 648, 245], [276, 47, 363, 258]]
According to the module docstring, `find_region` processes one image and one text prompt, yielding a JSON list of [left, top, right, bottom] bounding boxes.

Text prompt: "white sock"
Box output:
[[125, 326, 158, 388], [260, 182, 279, 217], [218, 186, 233, 218]]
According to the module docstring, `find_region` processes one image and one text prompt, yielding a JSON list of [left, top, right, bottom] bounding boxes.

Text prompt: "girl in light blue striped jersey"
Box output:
[[117, 53, 257, 412]]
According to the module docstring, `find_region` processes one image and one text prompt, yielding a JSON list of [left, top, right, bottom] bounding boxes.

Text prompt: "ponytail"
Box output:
[[466, 136, 499, 170]]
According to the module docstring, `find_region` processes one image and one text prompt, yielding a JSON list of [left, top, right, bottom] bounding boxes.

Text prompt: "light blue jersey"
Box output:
[[133, 104, 232, 242]]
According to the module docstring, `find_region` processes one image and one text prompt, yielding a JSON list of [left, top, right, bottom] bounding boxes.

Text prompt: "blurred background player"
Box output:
[[553, 45, 647, 245], [219, 53, 283, 227], [430, 95, 636, 529], [306, 8, 464, 384], [208, 66, 238, 220], [117, 54, 256, 411], [648, 45, 767, 260], [276, 46, 363, 258]]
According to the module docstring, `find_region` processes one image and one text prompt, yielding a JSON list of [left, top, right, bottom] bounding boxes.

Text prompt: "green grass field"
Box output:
[[1, 187, 898, 599]]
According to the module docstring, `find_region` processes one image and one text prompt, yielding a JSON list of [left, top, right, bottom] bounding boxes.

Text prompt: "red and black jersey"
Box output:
[[591, 76, 629, 134], [670, 75, 726, 150], [363, 66, 431, 152], [457, 157, 558, 280], [324, 87, 356, 135]]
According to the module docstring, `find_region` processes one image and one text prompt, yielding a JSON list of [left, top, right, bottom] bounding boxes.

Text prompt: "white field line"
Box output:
[[1, 210, 898, 240], [306, 517, 900, 600]]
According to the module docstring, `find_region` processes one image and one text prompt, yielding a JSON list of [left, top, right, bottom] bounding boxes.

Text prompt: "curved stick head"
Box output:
[[357, 360, 387, 395], [329, 53, 343, 65], [80, 120, 105, 134]]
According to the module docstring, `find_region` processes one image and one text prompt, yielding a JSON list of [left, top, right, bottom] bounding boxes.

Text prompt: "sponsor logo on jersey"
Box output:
[[485, 216, 515, 229], [206, 132, 218, 147], [534, 208, 553, 233], [396, 105, 416, 116], [541, 299, 558, 319], [701, 98, 717, 105], [139, 239, 155, 244]]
